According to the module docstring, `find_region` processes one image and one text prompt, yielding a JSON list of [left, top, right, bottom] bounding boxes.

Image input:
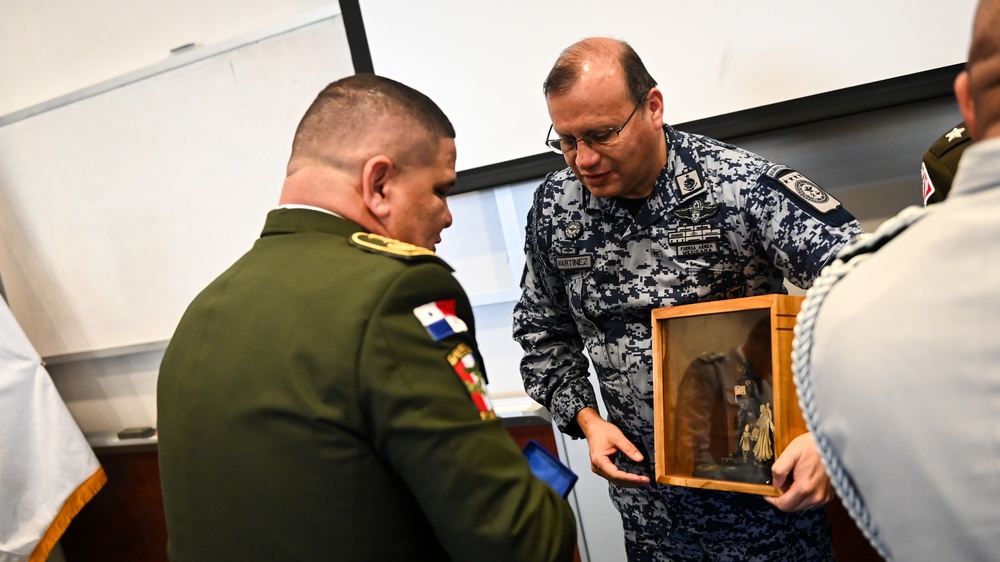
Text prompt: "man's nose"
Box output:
[[574, 142, 601, 168], [443, 205, 453, 229]]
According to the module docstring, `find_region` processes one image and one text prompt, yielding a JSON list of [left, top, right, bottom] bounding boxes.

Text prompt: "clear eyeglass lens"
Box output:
[[588, 129, 618, 146], [547, 130, 619, 153]]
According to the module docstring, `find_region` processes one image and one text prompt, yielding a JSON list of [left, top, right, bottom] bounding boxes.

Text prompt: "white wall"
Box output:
[[0, 10, 352, 359], [0, 0, 336, 117], [0, 6, 354, 430], [359, 0, 976, 171]]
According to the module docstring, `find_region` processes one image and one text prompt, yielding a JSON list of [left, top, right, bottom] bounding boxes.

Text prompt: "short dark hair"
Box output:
[[291, 74, 454, 165], [543, 39, 657, 105]]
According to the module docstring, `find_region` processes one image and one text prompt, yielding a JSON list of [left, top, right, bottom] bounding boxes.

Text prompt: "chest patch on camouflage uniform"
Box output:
[[674, 169, 706, 199], [667, 224, 723, 256], [447, 343, 496, 421], [765, 165, 842, 214], [554, 253, 594, 270], [414, 300, 468, 342], [564, 221, 584, 240], [673, 199, 720, 224]]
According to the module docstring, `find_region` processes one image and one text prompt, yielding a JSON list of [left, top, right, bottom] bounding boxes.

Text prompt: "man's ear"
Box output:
[[646, 87, 665, 129], [361, 155, 393, 219], [955, 71, 980, 140]]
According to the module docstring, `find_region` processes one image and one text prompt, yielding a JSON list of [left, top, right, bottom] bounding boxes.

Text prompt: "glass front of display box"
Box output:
[[652, 295, 804, 496]]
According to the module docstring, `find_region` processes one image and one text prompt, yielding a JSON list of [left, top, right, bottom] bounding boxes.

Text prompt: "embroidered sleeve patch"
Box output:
[[765, 164, 842, 214], [921, 161, 936, 206], [447, 343, 496, 420], [414, 300, 468, 341]]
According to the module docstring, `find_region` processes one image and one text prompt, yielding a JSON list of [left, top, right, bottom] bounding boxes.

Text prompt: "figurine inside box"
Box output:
[[651, 295, 805, 496]]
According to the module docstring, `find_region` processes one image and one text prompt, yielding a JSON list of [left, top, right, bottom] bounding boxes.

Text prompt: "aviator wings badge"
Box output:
[[673, 199, 720, 224]]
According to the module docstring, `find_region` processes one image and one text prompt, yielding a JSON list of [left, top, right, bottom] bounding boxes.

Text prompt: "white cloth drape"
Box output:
[[0, 300, 105, 562]]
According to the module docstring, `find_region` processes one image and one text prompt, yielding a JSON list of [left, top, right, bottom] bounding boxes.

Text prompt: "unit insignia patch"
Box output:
[[447, 343, 495, 421]]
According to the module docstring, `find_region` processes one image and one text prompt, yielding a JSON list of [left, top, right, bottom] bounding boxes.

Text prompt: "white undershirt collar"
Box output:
[[276, 204, 343, 219]]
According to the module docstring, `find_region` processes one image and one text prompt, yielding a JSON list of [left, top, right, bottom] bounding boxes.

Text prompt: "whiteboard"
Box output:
[[359, 0, 977, 172], [0, 0, 336, 118], [0, 14, 354, 358]]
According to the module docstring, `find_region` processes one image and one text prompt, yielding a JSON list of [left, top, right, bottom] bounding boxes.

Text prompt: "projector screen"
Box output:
[[359, 0, 976, 172]]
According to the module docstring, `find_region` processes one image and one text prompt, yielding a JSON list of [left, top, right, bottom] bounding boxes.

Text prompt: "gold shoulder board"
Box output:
[[350, 232, 451, 266]]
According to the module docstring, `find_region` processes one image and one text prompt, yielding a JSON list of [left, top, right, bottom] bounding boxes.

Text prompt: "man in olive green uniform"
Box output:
[[157, 74, 576, 562]]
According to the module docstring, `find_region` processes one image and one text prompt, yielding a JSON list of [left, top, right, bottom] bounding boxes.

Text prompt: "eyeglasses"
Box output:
[[545, 94, 646, 154]]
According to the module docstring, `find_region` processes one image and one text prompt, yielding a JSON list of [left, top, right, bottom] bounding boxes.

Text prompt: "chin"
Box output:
[[582, 183, 622, 199]]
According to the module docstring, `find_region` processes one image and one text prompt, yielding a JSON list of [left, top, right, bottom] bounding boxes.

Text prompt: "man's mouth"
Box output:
[[584, 171, 610, 184]]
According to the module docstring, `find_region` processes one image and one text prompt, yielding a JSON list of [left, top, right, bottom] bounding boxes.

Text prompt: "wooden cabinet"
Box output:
[[60, 446, 167, 562], [651, 295, 806, 496]]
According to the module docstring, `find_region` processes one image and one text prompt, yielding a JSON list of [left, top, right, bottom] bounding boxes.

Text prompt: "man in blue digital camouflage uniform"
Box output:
[[513, 37, 865, 561]]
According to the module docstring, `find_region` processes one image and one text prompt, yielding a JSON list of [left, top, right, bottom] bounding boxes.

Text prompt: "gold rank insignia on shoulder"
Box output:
[[349, 232, 449, 264], [350, 232, 433, 256]]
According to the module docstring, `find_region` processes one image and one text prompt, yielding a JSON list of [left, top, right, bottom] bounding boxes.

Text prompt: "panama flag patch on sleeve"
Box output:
[[447, 343, 496, 420], [413, 300, 469, 341]]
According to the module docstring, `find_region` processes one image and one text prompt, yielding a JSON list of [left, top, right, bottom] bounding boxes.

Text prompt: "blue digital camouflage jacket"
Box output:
[[513, 125, 864, 469]]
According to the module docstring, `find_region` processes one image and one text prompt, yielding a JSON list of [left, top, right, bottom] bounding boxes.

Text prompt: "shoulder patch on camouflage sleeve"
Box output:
[[447, 343, 496, 421], [764, 164, 842, 214], [350, 232, 452, 269]]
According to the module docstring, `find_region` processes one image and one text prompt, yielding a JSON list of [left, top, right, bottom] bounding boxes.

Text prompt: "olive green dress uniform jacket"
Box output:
[[157, 208, 576, 562]]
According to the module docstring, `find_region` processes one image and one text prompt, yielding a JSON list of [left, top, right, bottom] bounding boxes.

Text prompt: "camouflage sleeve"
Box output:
[[512, 181, 598, 439], [744, 165, 865, 289]]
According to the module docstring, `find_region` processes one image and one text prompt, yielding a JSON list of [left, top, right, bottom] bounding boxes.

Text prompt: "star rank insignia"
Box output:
[[945, 126, 966, 142], [673, 199, 720, 224]]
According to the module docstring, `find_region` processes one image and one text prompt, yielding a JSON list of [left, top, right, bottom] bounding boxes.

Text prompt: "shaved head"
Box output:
[[288, 74, 455, 174]]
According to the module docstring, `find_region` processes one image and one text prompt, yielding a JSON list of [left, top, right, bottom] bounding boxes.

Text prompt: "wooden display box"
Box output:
[[651, 295, 805, 496]]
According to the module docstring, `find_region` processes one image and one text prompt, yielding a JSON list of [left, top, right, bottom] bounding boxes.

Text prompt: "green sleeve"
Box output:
[[359, 262, 576, 562]]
